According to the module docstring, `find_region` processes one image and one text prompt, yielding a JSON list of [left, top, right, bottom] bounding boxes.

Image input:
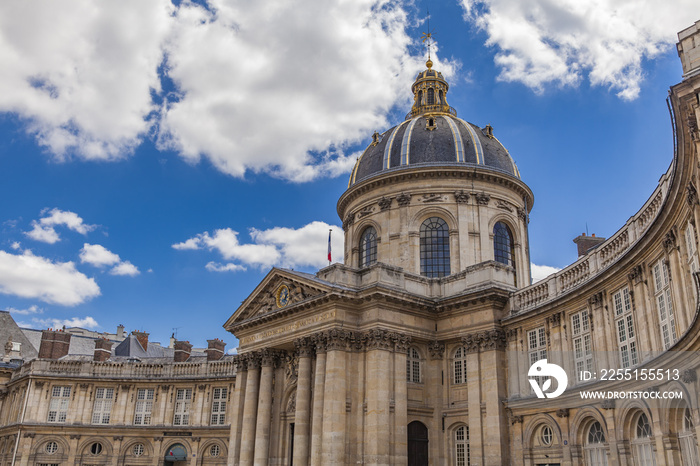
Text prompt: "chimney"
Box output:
[[93, 339, 113, 362], [573, 233, 606, 257], [206, 339, 226, 361], [132, 331, 149, 351], [116, 324, 125, 340], [38, 329, 72, 359], [174, 340, 192, 362]]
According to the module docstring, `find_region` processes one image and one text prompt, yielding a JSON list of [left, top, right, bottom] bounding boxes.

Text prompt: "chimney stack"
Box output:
[[174, 340, 192, 362], [206, 339, 226, 361], [38, 329, 72, 359], [116, 324, 125, 340], [573, 233, 606, 257], [93, 339, 113, 362], [132, 331, 149, 352]]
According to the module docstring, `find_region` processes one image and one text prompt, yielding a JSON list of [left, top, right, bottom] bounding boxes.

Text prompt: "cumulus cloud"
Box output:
[[0, 250, 100, 305], [31, 316, 100, 330], [10, 242, 21, 250], [156, 0, 435, 182], [7, 304, 43, 315], [25, 208, 96, 243], [459, 0, 699, 99], [531, 263, 561, 283], [80, 243, 120, 267], [0, 1, 443, 181], [80, 243, 140, 276], [109, 261, 140, 277], [0, 0, 173, 159], [174, 221, 343, 271], [205, 261, 247, 273]]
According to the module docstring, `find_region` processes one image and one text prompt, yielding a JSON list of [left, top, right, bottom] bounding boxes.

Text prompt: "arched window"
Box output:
[[584, 421, 608, 466], [359, 226, 377, 268], [427, 88, 435, 105], [417, 90, 423, 106], [679, 408, 699, 465], [453, 347, 467, 384], [455, 425, 470, 466], [632, 413, 655, 466], [439, 90, 444, 104], [493, 222, 514, 267], [420, 217, 450, 278], [406, 347, 421, 383]]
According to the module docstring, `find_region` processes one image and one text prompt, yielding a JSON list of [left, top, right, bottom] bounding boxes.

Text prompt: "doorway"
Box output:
[[408, 421, 428, 466]]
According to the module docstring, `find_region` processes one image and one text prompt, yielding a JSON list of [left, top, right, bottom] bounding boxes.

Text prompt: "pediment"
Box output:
[[224, 268, 329, 329]]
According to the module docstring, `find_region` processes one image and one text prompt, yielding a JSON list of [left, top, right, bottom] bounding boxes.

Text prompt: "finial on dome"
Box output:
[[426, 58, 433, 70]]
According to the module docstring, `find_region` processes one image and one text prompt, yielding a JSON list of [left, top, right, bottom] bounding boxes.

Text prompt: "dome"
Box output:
[[348, 60, 521, 187]]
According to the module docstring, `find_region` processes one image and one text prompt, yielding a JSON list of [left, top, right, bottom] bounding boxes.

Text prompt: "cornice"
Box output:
[[337, 165, 534, 218]]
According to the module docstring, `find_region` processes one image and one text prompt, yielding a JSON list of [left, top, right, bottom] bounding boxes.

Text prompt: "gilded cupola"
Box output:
[[408, 59, 454, 119]]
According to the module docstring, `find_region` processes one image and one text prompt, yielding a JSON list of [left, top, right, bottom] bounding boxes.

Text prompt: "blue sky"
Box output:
[[1, 0, 698, 352]]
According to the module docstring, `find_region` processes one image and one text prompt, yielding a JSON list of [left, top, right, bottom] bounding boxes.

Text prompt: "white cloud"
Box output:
[[10, 242, 21, 250], [531, 263, 561, 283], [80, 243, 140, 276], [25, 223, 60, 243], [459, 0, 700, 99], [25, 208, 96, 243], [0, 1, 445, 181], [205, 261, 247, 273], [31, 316, 99, 330], [227, 347, 238, 355], [7, 304, 43, 315], [0, 250, 100, 305], [110, 261, 140, 277], [174, 221, 344, 270], [0, 0, 173, 159], [80, 243, 120, 267]]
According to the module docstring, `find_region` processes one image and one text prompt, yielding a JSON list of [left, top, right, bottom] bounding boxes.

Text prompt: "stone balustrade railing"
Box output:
[[512, 168, 672, 314], [10, 358, 236, 381]]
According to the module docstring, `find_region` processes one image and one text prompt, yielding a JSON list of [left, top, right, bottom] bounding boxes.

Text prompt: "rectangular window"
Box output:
[[47, 386, 71, 423], [613, 286, 638, 368], [91, 387, 114, 424], [527, 327, 547, 366], [571, 311, 594, 380], [211, 387, 228, 425], [174, 388, 193, 426], [686, 221, 699, 301], [653, 259, 677, 349], [134, 388, 154, 425]]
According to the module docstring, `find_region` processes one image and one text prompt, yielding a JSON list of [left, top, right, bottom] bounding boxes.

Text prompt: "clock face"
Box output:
[[276, 285, 290, 308]]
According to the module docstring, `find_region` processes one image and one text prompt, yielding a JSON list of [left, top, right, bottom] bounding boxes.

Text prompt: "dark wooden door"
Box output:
[[408, 421, 429, 466]]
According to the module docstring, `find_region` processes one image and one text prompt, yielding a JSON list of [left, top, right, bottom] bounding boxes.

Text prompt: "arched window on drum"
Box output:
[[359, 226, 377, 268], [493, 222, 514, 267], [420, 217, 450, 278]]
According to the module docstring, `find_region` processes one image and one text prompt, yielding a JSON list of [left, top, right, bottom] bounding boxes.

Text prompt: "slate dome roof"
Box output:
[[348, 60, 521, 187]]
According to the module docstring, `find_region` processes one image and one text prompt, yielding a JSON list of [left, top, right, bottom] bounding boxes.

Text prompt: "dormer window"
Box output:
[[426, 118, 437, 131]]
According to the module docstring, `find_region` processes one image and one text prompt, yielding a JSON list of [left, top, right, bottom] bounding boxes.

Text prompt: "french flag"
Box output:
[[328, 230, 332, 263]]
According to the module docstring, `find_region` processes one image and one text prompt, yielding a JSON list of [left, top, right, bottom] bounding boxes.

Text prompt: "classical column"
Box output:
[[365, 330, 393, 465], [228, 356, 247, 465], [253, 349, 278, 466], [293, 338, 314, 466], [239, 353, 261, 466], [310, 334, 327, 466], [393, 334, 411, 465], [463, 334, 483, 465], [321, 330, 350, 465], [479, 330, 508, 466]]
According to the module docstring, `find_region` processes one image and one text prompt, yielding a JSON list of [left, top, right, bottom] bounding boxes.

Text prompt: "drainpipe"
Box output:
[[11, 378, 32, 466]]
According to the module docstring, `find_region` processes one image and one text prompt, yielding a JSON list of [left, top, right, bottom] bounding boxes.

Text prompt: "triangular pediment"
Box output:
[[223, 268, 330, 330]]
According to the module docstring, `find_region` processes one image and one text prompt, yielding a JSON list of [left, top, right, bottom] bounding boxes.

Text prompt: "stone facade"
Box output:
[[2, 20, 700, 466]]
